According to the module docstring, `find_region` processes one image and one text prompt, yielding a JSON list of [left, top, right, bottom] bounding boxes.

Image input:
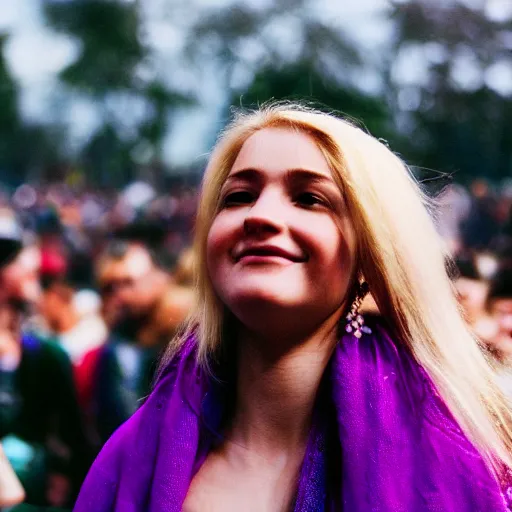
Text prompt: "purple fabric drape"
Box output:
[[74, 321, 511, 511]]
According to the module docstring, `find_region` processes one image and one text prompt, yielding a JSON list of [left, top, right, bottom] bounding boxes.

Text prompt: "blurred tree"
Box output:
[[0, 33, 23, 185], [184, 2, 362, 79], [228, 62, 393, 141], [82, 124, 135, 187], [184, 1, 396, 150], [0, 35, 18, 132], [43, 0, 195, 186], [0, 34, 61, 186], [6, 0, 508, 189], [388, 0, 512, 183], [45, 0, 143, 93]]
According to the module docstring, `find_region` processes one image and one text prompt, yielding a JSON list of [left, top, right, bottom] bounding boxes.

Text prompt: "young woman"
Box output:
[[74, 104, 512, 511]]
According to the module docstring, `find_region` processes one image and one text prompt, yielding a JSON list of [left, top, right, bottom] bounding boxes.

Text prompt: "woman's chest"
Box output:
[[182, 451, 299, 512]]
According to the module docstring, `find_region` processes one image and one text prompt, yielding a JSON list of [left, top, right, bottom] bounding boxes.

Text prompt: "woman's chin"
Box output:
[[226, 289, 295, 321], [227, 286, 301, 311]]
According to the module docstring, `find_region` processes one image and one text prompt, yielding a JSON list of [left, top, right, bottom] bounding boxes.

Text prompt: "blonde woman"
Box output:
[[75, 104, 512, 511]]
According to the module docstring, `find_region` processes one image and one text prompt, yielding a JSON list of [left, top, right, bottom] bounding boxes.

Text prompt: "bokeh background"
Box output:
[[1, 1, 512, 510], [1, 0, 511, 269], [2, 0, 512, 186]]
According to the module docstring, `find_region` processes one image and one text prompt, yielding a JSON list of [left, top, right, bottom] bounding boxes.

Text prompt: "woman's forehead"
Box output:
[[229, 128, 333, 180]]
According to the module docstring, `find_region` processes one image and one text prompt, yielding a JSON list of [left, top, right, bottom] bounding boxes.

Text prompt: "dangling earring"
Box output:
[[345, 281, 372, 338]]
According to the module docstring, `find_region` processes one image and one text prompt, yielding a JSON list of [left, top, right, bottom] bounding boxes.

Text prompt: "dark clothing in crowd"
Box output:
[[0, 333, 90, 507], [80, 335, 158, 449], [461, 196, 500, 250]]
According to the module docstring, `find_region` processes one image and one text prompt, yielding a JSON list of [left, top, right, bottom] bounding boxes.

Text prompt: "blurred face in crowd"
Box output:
[[488, 297, 512, 357], [470, 179, 489, 199], [206, 128, 356, 337], [454, 276, 489, 322], [39, 282, 75, 333], [98, 245, 163, 324], [0, 245, 41, 307]]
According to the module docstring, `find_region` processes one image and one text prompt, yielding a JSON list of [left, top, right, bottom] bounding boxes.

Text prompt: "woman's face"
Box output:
[[206, 128, 356, 336]]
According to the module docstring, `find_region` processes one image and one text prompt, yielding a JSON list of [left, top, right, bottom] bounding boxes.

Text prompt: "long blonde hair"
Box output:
[[161, 102, 512, 474]]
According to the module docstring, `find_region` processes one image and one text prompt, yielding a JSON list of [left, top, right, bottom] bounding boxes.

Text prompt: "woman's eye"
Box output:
[[296, 192, 324, 207], [222, 191, 254, 207]]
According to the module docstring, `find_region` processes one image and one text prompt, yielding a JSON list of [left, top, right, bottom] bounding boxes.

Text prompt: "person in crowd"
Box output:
[[487, 267, 512, 385], [436, 183, 471, 256], [96, 240, 191, 346], [0, 209, 90, 509], [38, 273, 107, 368], [173, 246, 195, 288], [75, 104, 512, 511], [453, 255, 498, 343], [78, 240, 193, 448], [489, 267, 512, 355], [461, 179, 501, 251], [495, 190, 512, 254]]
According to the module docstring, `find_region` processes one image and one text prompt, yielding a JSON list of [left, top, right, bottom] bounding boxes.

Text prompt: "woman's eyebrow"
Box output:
[[285, 169, 342, 199], [227, 167, 334, 183], [285, 168, 335, 184], [225, 168, 262, 183]]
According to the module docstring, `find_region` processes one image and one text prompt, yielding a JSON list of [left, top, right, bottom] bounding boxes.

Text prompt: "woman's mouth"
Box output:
[[234, 244, 306, 263]]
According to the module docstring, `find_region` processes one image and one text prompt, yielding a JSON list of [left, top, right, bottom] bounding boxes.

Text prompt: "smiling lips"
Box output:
[[234, 244, 306, 263]]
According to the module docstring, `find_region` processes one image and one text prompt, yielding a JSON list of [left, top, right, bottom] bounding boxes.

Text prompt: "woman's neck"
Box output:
[[227, 311, 340, 459]]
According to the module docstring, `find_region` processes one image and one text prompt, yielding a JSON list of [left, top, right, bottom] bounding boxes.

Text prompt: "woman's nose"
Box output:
[[243, 191, 286, 236]]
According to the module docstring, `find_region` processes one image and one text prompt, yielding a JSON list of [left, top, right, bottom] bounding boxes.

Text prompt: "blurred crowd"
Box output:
[[436, 179, 512, 370], [0, 176, 510, 510], [0, 179, 197, 510]]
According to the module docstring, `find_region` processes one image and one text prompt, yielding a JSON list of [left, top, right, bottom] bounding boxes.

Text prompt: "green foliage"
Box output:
[[389, 0, 512, 182], [0, 35, 61, 185], [0, 35, 18, 129], [82, 124, 135, 187], [44, 0, 144, 93], [184, 2, 361, 77], [138, 82, 195, 150], [1, 0, 510, 186], [392, 2, 509, 63], [229, 62, 392, 140], [41, 0, 196, 184]]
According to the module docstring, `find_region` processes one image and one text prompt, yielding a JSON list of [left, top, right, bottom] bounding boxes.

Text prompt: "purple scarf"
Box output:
[[74, 322, 511, 511]]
